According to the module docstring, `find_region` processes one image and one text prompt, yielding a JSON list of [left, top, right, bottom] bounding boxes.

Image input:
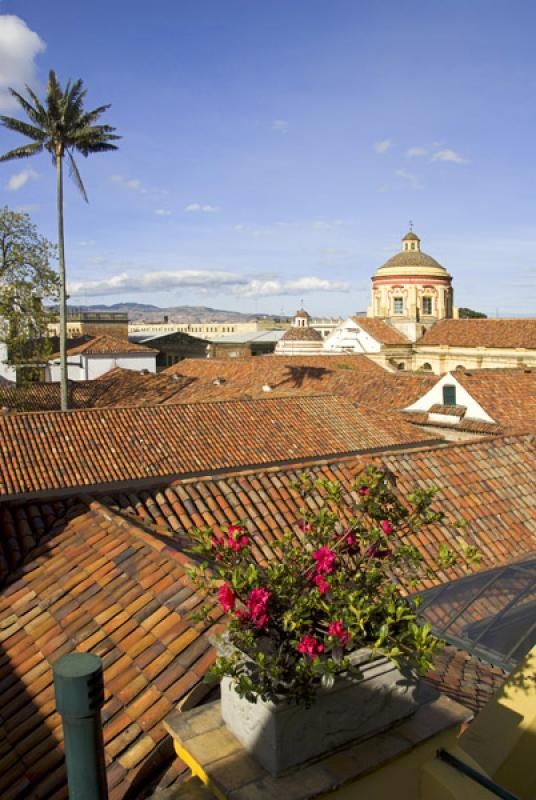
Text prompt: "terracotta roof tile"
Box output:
[[0, 395, 435, 500], [350, 317, 411, 345], [0, 501, 217, 798], [50, 334, 159, 358], [418, 319, 536, 349]]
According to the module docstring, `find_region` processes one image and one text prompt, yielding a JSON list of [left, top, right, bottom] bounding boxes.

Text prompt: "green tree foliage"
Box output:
[[0, 70, 120, 408], [0, 207, 59, 382], [458, 307, 488, 319]]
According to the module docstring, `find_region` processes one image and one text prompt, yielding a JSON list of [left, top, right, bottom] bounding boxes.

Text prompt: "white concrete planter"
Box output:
[[220, 648, 419, 776]]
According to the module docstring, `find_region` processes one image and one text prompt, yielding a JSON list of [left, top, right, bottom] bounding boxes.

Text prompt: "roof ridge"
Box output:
[[0, 392, 354, 418]]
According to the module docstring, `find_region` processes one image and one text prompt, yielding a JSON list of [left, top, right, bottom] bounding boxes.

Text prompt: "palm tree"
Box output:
[[0, 70, 120, 409]]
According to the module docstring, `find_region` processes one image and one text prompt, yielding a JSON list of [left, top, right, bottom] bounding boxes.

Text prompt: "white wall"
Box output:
[[323, 318, 382, 354], [47, 352, 157, 382], [0, 342, 17, 382], [404, 373, 496, 423]]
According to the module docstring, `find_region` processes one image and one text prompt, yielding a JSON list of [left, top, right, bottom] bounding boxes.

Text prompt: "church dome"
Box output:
[[374, 230, 450, 278], [281, 326, 323, 342]]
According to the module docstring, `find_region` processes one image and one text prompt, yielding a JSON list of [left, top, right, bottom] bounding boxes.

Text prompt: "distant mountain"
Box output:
[[66, 303, 277, 323]]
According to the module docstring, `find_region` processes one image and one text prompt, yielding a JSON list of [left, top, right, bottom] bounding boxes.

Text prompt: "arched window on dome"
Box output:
[[397, 362, 405, 371], [421, 363, 433, 372], [455, 365, 466, 371]]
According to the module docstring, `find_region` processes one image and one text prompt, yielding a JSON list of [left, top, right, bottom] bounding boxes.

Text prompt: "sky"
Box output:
[[1, 0, 536, 316]]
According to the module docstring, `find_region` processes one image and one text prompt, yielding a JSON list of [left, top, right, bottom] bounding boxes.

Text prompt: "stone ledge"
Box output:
[[164, 692, 471, 800]]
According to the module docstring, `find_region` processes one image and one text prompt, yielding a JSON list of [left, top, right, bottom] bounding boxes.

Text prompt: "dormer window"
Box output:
[[442, 385, 456, 406], [393, 297, 404, 315]]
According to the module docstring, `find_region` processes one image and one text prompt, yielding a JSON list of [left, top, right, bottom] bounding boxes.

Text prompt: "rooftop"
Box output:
[[50, 334, 159, 359], [418, 319, 536, 349], [0, 395, 436, 501], [350, 316, 412, 345]]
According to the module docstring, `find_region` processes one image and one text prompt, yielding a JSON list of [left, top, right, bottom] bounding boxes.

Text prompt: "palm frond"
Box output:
[[67, 151, 88, 203], [79, 105, 112, 127], [20, 86, 47, 121], [8, 89, 46, 126], [0, 142, 44, 161], [0, 116, 46, 142], [77, 142, 120, 156]]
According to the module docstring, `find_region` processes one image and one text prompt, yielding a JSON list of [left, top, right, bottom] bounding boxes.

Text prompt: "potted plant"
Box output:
[[186, 466, 479, 776]]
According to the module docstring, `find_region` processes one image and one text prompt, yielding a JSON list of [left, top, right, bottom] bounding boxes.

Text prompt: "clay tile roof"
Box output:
[[1, 433, 525, 796], [426, 645, 507, 713], [0, 381, 110, 412], [418, 319, 536, 349], [350, 317, 411, 345], [280, 325, 323, 342], [102, 434, 536, 591], [50, 334, 159, 358], [428, 404, 466, 417], [0, 395, 435, 500], [0, 500, 220, 798], [453, 368, 536, 434]]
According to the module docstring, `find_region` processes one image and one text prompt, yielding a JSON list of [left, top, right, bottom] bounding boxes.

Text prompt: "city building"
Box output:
[[367, 229, 457, 341], [48, 309, 129, 339], [46, 334, 158, 381], [274, 308, 325, 356]]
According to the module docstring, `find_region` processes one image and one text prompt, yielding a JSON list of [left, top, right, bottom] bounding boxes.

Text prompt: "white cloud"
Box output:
[[69, 269, 247, 297], [110, 175, 147, 193], [185, 203, 220, 213], [78, 239, 96, 247], [406, 147, 428, 158], [396, 169, 423, 190], [272, 119, 289, 134], [312, 219, 344, 231], [6, 168, 38, 190], [154, 209, 172, 216], [374, 140, 393, 154], [234, 276, 349, 298], [432, 149, 469, 164], [0, 16, 45, 111]]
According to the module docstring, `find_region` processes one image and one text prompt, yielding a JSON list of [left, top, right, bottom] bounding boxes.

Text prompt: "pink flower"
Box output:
[[314, 574, 331, 594], [328, 620, 350, 647], [234, 609, 249, 622], [226, 525, 249, 551], [247, 587, 271, 629], [380, 520, 393, 536], [297, 521, 313, 533], [344, 529, 357, 546], [218, 583, 236, 612], [358, 486, 371, 497], [211, 535, 224, 549], [296, 635, 324, 658], [312, 546, 337, 575]]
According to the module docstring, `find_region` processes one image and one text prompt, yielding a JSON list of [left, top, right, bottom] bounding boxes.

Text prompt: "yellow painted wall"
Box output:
[[319, 726, 460, 800]]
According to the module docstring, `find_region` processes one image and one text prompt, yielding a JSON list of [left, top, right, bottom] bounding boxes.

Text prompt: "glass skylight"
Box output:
[[417, 555, 536, 671]]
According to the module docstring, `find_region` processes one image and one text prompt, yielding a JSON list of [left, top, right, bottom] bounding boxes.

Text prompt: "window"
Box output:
[[422, 296, 433, 315], [421, 363, 433, 372], [397, 362, 405, 371], [393, 297, 404, 314], [411, 242, 416, 250], [442, 384, 456, 406]]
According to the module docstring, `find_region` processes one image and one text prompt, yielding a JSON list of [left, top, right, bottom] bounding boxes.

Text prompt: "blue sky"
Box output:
[[1, 0, 535, 316]]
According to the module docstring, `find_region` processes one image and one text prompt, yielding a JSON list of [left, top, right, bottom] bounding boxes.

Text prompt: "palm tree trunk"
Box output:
[[56, 152, 68, 410]]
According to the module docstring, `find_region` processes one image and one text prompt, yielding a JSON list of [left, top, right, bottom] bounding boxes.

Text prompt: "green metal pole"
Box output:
[[53, 652, 108, 800]]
